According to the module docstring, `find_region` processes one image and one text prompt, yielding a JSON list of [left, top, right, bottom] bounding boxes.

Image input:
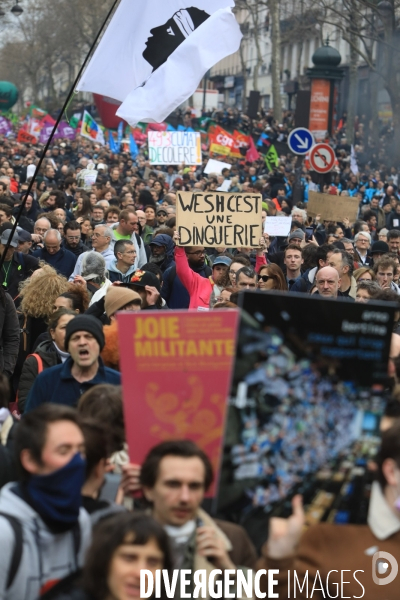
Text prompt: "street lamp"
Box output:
[[10, 1, 23, 16]]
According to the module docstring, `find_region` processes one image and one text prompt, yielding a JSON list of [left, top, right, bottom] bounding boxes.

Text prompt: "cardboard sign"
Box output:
[[307, 191, 360, 223], [176, 191, 263, 247], [204, 159, 231, 175], [217, 292, 395, 546], [264, 216, 292, 237], [148, 131, 202, 165], [17, 129, 37, 144], [118, 311, 239, 496]]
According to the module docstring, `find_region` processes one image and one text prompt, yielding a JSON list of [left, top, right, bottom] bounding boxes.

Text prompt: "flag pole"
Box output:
[[0, 0, 119, 273]]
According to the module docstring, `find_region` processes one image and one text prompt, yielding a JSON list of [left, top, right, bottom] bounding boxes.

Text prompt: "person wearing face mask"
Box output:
[[17, 309, 76, 413], [258, 423, 400, 599], [0, 404, 91, 600]]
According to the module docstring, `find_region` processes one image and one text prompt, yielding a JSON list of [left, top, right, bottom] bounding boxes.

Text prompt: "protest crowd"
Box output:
[[0, 96, 400, 600]]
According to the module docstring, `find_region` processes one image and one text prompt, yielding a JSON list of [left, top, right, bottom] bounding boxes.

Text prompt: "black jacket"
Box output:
[[61, 239, 90, 257], [0, 251, 39, 303], [17, 339, 62, 412], [0, 291, 20, 377]]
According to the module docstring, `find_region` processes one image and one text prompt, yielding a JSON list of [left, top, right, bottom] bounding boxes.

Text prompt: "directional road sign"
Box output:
[[309, 143, 336, 173], [288, 127, 314, 155]]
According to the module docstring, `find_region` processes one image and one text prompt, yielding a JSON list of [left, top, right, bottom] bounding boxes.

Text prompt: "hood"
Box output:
[[35, 339, 58, 361], [0, 483, 53, 537], [151, 234, 175, 261], [107, 257, 136, 276]]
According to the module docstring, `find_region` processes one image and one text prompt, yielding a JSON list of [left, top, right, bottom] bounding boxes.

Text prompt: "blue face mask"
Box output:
[[26, 453, 86, 526]]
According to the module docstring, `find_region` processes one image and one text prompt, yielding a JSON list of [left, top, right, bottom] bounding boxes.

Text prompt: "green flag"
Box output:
[[265, 144, 279, 172], [69, 112, 82, 129]]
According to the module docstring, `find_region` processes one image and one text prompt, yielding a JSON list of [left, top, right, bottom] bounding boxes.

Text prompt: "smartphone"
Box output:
[[99, 473, 121, 502], [305, 227, 314, 241]]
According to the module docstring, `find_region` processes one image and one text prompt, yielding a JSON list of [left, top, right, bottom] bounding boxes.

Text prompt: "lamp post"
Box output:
[[0, 1, 23, 16]]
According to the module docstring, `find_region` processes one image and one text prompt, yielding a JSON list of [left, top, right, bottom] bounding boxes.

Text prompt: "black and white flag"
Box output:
[[77, 0, 242, 125]]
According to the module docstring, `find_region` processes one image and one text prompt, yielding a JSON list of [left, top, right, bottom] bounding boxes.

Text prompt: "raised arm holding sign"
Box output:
[[176, 191, 263, 248]]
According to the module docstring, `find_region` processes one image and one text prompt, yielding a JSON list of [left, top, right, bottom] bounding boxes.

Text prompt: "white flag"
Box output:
[[77, 0, 241, 125], [350, 145, 359, 175]]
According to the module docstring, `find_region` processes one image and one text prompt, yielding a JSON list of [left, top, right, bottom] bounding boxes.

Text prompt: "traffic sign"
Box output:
[[309, 143, 336, 173], [288, 127, 314, 155]]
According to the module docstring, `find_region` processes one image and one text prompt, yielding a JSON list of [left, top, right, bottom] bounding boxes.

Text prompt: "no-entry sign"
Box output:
[[309, 143, 336, 173]]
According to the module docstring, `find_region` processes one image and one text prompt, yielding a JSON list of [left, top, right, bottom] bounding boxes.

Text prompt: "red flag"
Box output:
[[246, 137, 260, 162]]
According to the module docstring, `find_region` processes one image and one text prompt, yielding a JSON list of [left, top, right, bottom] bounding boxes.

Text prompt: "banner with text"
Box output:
[[118, 310, 239, 496], [176, 191, 263, 247], [148, 131, 201, 165]]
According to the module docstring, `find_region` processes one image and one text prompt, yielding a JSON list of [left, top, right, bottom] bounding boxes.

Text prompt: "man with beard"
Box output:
[[173, 231, 231, 309], [162, 243, 212, 309], [149, 233, 175, 273], [62, 221, 90, 257]]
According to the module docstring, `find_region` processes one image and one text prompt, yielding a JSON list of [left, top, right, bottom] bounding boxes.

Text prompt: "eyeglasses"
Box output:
[[66, 235, 80, 241], [92, 232, 105, 238], [258, 275, 271, 282], [187, 250, 205, 256]]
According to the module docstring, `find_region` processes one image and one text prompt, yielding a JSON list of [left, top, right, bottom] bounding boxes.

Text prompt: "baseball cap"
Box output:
[[0, 229, 19, 248], [129, 270, 161, 292], [213, 256, 232, 267], [156, 207, 167, 216], [16, 227, 32, 243], [289, 229, 305, 241]]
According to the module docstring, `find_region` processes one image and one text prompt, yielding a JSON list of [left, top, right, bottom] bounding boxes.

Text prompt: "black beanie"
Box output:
[[65, 315, 105, 351]]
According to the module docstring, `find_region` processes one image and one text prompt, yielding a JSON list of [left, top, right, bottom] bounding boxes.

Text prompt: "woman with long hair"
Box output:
[[74, 194, 93, 221], [18, 264, 69, 353], [17, 308, 76, 412], [258, 263, 288, 291]]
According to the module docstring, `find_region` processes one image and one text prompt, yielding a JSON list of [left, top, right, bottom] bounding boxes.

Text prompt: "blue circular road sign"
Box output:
[[288, 128, 314, 155]]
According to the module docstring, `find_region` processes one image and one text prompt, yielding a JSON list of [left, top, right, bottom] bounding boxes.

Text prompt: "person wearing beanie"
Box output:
[[101, 287, 142, 371], [104, 286, 142, 320], [24, 315, 120, 412]]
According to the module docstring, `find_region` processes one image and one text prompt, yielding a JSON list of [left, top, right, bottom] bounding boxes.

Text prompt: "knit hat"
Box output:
[[105, 286, 141, 318], [289, 228, 305, 241], [65, 315, 105, 351]]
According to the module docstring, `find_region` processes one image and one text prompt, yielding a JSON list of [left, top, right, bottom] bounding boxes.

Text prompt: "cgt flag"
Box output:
[[76, 0, 242, 126], [80, 110, 105, 145], [265, 144, 279, 172]]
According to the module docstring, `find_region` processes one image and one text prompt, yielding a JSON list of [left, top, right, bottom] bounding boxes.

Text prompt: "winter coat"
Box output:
[[0, 483, 91, 600], [17, 339, 63, 413], [61, 239, 90, 257], [32, 246, 77, 279], [0, 251, 39, 303], [24, 357, 120, 412], [0, 292, 20, 378]]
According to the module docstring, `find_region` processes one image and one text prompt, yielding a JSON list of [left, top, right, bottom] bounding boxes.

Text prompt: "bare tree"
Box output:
[[268, 0, 282, 121], [319, 0, 400, 161]]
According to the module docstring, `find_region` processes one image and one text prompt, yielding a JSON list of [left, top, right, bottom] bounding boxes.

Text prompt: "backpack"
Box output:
[[10, 353, 44, 416], [0, 512, 81, 594]]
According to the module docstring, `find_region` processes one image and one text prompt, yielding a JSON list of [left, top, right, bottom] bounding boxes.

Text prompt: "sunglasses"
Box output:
[[258, 275, 271, 282]]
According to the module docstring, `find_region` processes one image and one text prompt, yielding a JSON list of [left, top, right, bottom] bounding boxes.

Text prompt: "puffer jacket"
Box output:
[[17, 339, 63, 413]]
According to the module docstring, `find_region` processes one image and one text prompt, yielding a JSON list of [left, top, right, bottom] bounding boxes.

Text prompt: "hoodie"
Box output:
[[150, 234, 175, 273], [0, 483, 91, 600], [107, 258, 137, 284]]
